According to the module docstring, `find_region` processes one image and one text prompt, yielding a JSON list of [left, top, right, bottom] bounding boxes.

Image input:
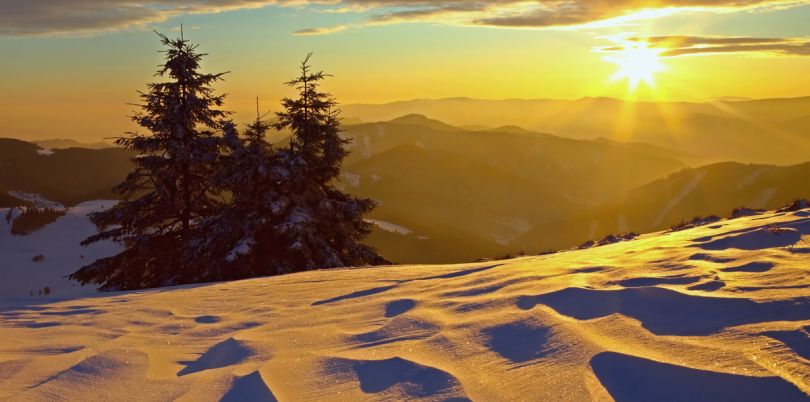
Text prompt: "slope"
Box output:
[[0, 201, 122, 299], [343, 97, 810, 164], [514, 161, 810, 252], [338, 117, 688, 262], [1, 206, 809, 401], [0, 138, 133, 206]]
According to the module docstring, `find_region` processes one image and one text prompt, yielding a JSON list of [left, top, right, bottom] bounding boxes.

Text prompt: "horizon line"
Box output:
[[341, 94, 810, 106]]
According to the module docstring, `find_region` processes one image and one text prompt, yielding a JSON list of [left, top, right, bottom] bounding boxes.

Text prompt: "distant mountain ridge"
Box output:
[[3, 111, 810, 264], [342, 96, 810, 165], [0, 138, 132, 207], [34, 139, 113, 150], [333, 116, 692, 262], [513, 161, 810, 252]]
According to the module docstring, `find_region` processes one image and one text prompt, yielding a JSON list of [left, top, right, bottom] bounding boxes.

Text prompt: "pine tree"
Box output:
[[70, 31, 229, 291], [268, 54, 386, 272], [183, 102, 285, 279], [193, 55, 387, 278]]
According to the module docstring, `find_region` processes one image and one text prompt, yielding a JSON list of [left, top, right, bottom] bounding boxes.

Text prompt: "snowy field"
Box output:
[[0, 207, 809, 400], [0, 201, 121, 300]]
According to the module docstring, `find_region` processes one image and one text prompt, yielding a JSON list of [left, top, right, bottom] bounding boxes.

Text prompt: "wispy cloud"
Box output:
[[293, 24, 350, 35], [0, 0, 301, 37], [302, 0, 809, 33], [1, 0, 808, 37], [598, 35, 810, 57]]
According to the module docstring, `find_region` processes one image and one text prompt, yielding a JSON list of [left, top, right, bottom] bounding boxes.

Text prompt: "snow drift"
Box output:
[[1, 207, 809, 400]]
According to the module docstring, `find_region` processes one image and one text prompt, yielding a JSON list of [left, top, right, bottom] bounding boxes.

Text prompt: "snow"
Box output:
[[226, 238, 255, 262], [1, 208, 810, 400], [490, 217, 533, 245], [7, 191, 65, 210], [367, 219, 413, 235], [343, 172, 361, 188], [0, 200, 121, 299], [36, 149, 54, 156]]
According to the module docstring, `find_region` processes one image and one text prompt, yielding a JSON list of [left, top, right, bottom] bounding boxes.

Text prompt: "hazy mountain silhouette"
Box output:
[[0, 138, 132, 207], [341, 116, 687, 202], [34, 139, 113, 150], [335, 116, 689, 261], [342, 97, 810, 165], [4, 110, 810, 263], [513, 161, 810, 252]]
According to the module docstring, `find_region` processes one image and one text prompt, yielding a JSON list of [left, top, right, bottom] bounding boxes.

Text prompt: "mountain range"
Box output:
[[2, 104, 809, 263], [33, 139, 113, 150], [0, 138, 131, 207], [342, 96, 810, 165]]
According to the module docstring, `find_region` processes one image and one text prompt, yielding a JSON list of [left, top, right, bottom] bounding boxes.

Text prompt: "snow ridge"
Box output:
[[1, 207, 809, 400]]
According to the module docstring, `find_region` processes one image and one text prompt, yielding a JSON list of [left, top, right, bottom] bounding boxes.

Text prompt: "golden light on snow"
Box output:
[[3, 206, 810, 399]]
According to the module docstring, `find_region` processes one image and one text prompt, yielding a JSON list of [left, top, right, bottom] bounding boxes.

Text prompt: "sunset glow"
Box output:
[[606, 42, 666, 90], [3, 3, 810, 401], [2, 2, 810, 141]]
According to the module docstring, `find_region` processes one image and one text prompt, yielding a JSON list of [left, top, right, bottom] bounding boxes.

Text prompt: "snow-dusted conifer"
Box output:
[[70, 31, 229, 290], [183, 104, 287, 279], [193, 56, 386, 277], [268, 54, 386, 272]]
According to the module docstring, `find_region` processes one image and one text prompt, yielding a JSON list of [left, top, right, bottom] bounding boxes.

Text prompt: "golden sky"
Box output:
[[2, 1, 810, 141]]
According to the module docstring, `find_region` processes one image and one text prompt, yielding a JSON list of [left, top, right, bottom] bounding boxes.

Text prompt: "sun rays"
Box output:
[[605, 41, 666, 90]]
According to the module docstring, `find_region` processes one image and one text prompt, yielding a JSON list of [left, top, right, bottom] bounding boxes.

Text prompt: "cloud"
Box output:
[[470, 0, 805, 28], [598, 35, 810, 57], [1, 0, 807, 37], [293, 24, 350, 35], [0, 0, 299, 37], [308, 0, 809, 32]]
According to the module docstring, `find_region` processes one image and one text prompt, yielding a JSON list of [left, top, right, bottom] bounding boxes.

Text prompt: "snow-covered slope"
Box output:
[[1, 208, 809, 401], [0, 201, 121, 300]]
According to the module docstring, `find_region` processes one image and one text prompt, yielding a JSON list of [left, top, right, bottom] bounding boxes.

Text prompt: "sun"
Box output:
[[605, 42, 665, 90]]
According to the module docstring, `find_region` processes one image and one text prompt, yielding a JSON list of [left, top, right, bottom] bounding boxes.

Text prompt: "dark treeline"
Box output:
[[8, 208, 65, 236], [69, 32, 386, 291]]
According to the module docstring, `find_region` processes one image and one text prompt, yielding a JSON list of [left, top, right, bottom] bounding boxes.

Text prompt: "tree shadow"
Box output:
[[312, 285, 397, 306], [414, 264, 503, 281], [312, 264, 503, 306]]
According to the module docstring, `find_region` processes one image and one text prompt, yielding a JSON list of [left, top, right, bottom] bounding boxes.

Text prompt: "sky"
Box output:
[[1, 1, 810, 141]]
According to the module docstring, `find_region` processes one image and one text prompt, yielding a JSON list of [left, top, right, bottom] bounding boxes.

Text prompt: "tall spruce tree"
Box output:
[[70, 31, 229, 290], [195, 55, 386, 277], [268, 54, 386, 272]]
